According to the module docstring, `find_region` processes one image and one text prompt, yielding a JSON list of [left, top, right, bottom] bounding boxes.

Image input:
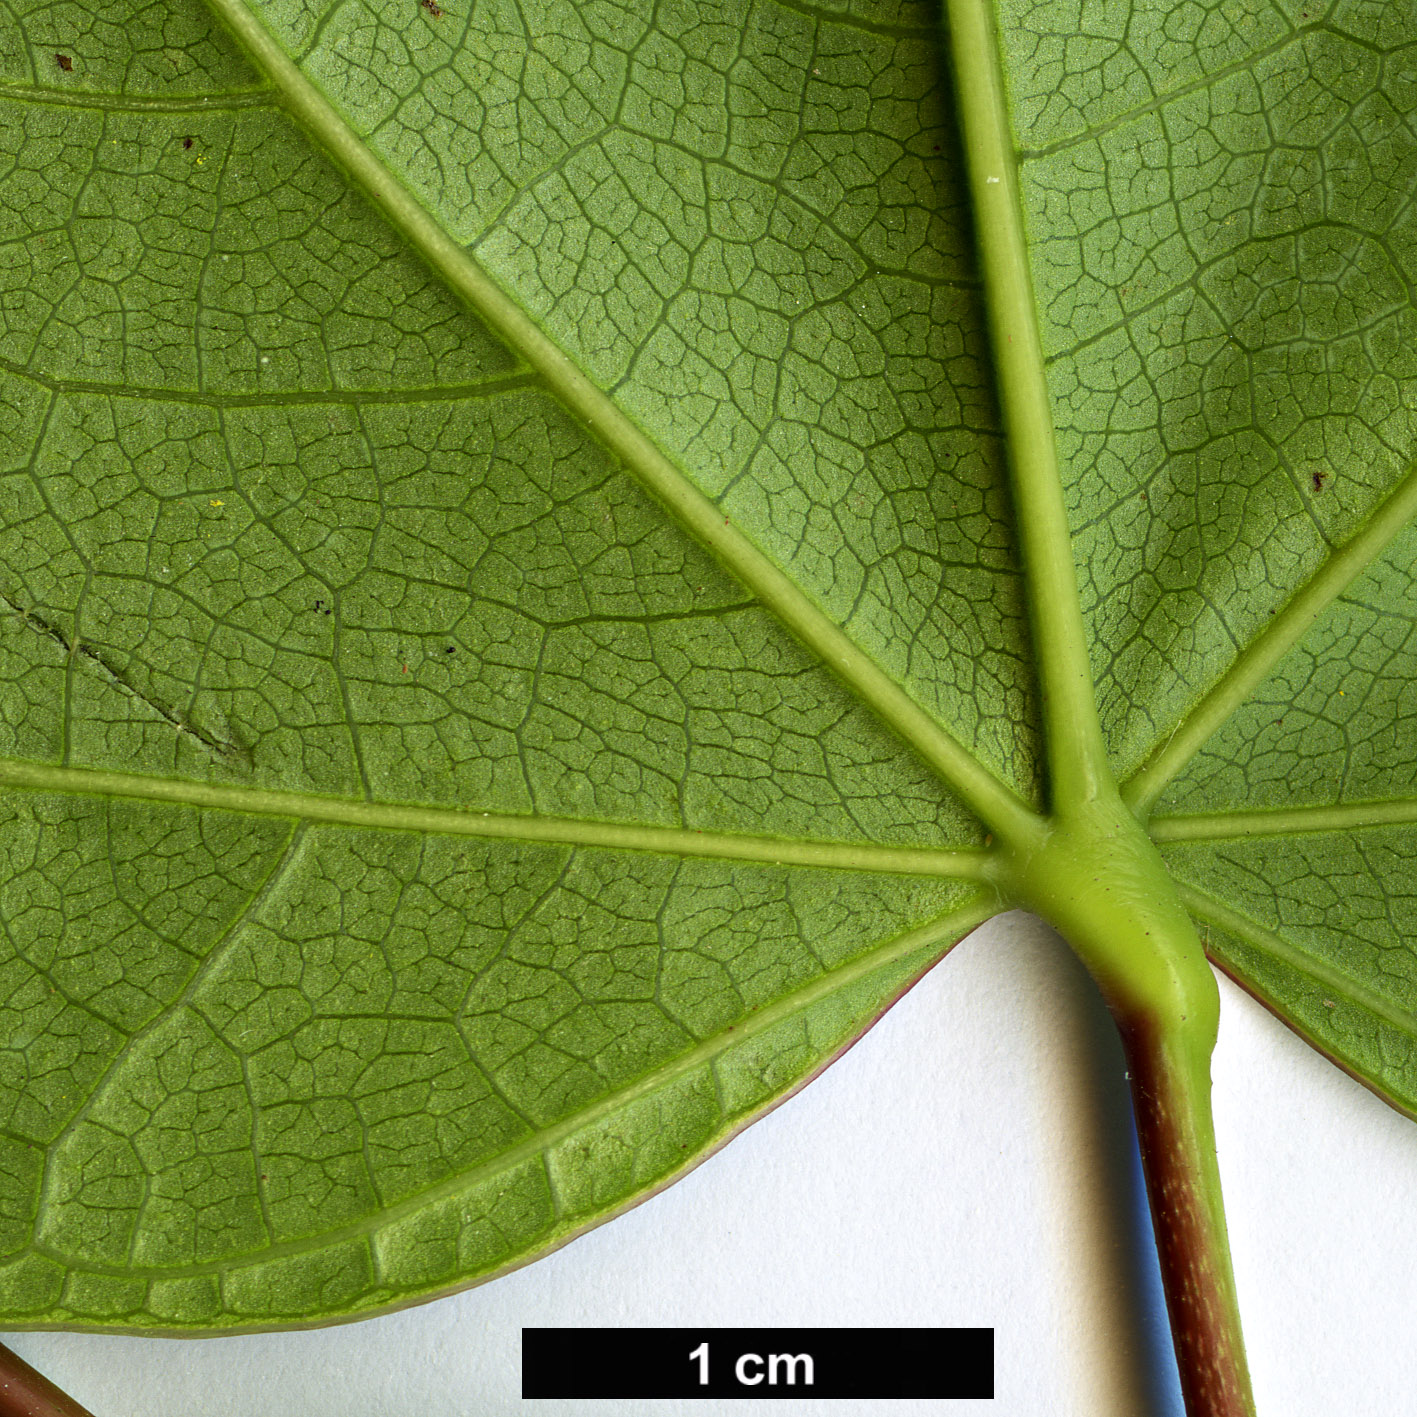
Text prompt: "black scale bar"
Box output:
[[522, 1326, 993, 1399]]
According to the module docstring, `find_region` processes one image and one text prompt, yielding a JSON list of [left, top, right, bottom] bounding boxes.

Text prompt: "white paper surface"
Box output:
[[6, 909, 1417, 1415]]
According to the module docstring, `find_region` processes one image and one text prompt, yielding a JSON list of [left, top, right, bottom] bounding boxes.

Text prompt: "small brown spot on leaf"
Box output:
[[421, 0, 443, 15], [55, 53, 73, 72], [183, 136, 194, 150], [1312, 471, 1328, 492]]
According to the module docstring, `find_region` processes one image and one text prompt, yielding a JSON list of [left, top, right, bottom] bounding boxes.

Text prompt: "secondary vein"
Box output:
[[1125, 458, 1417, 815], [0, 758, 989, 879], [30, 892, 996, 1285], [1177, 882, 1417, 1037], [0, 82, 273, 113], [1015, 21, 1322, 162], [1152, 798, 1417, 843], [0, 356, 542, 410], [198, 0, 1040, 846]]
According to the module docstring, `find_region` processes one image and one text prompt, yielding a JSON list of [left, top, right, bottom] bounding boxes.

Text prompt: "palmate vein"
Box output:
[[0, 758, 989, 879], [0, 19, 1021, 1314], [1124, 459, 1417, 815], [1152, 799, 1417, 843], [945, 0, 1111, 810], [11, 0, 1413, 1341], [1178, 882, 1417, 1038], [198, 0, 1039, 845]]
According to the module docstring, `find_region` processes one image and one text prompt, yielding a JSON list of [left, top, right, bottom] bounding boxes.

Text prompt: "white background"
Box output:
[[6, 909, 1417, 1415]]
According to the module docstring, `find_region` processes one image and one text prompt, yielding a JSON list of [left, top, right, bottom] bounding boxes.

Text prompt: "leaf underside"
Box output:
[[0, 0, 1414, 1329]]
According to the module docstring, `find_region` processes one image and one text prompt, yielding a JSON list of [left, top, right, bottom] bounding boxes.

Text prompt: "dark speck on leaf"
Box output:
[[1312, 471, 1328, 492], [54, 53, 73, 72], [446, 645, 455, 653], [421, 0, 443, 15], [183, 137, 194, 150]]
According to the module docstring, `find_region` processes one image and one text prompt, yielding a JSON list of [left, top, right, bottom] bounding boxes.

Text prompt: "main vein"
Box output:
[[0, 758, 988, 879], [198, 0, 1039, 846], [1125, 459, 1417, 815], [944, 0, 1110, 812]]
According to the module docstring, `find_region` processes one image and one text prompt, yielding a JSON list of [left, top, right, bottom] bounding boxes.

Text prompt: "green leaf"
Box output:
[[0, 0, 1414, 1403], [0, 0, 1001, 1331]]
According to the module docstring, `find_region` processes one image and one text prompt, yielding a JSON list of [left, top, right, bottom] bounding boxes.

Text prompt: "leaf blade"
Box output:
[[1171, 845, 1417, 1119], [3, 783, 988, 1324], [1002, 5, 1417, 794], [199, 0, 1037, 835], [0, 0, 1018, 1328]]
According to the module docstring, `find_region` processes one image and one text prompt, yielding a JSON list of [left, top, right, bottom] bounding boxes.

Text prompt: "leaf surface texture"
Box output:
[[0, 0, 1413, 1328]]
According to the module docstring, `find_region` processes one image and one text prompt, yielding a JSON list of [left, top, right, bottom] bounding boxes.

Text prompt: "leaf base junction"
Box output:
[[993, 795, 1256, 1417]]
